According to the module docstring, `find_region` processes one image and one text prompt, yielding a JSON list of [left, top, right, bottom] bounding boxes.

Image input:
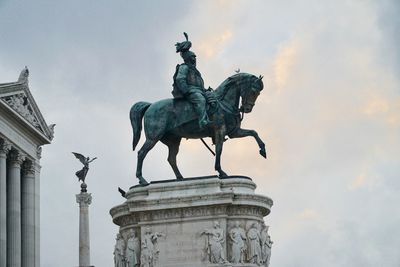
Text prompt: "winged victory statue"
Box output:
[[72, 152, 97, 183]]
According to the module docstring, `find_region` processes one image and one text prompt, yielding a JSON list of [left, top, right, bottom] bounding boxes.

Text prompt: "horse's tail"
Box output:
[[130, 101, 151, 151]]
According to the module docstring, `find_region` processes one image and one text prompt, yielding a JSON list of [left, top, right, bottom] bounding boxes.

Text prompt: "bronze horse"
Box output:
[[130, 73, 266, 185]]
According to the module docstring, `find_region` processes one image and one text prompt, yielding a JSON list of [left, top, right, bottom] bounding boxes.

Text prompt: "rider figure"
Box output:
[[172, 33, 211, 129]]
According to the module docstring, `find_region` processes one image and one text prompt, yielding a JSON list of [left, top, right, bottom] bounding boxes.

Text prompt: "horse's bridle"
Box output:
[[239, 84, 256, 121]]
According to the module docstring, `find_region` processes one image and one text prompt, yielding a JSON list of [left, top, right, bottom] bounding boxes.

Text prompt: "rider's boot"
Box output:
[[199, 114, 211, 129]]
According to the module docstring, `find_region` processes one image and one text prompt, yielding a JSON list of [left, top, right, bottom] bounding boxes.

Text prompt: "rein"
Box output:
[[217, 74, 250, 119], [200, 74, 251, 156]]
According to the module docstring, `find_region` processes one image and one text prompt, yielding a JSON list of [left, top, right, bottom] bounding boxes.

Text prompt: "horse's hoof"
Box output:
[[259, 144, 267, 158], [138, 176, 149, 186], [259, 149, 267, 158], [218, 171, 228, 178]]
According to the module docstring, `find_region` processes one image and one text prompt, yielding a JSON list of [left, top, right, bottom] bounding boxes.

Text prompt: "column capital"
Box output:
[[22, 160, 36, 177], [8, 150, 26, 166], [0, 138, 11, 156], [76, 192, 92, 206]]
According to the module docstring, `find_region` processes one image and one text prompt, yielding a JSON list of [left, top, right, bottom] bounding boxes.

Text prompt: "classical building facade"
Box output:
[[0, 67, 54, 267]]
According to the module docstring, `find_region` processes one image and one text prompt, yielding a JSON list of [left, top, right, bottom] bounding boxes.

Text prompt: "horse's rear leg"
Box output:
[[161, 136, 183, 180], [136, 139, 157, 185]]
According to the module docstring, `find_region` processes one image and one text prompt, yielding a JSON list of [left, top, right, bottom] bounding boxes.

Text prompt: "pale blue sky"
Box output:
[[1, 0, 399, 266]]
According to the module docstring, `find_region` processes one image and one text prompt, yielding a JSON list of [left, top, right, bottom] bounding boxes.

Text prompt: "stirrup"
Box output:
[[199, 118, 211, 129]]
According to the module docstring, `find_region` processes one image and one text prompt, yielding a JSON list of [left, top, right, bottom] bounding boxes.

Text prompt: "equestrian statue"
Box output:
[[130, 33, 266, 185]]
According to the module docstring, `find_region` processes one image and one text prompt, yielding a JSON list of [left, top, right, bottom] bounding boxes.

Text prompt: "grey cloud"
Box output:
[[1, 1, 399, 267]]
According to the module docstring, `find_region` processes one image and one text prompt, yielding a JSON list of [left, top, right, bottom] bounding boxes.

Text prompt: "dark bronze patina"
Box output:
[[72, 152, 97, 191], [131, 33, 266, 185]]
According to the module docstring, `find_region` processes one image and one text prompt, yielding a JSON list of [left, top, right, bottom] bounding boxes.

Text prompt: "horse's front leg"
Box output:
[[214, 129, 227, 177], [229, 128, 267, 158]]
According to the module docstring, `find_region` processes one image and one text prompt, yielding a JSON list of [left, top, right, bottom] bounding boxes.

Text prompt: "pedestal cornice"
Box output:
[[111, 176, 273, 227]]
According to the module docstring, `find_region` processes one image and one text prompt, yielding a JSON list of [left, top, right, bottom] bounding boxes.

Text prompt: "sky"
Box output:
[[1, 0, 400, 266]]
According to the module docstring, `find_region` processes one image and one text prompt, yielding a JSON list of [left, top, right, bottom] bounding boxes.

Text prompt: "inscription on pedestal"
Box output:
[[160, 222, 207, 266]]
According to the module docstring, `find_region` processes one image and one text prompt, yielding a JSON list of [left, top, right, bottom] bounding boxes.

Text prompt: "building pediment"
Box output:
[[0, 67, 54, 142]]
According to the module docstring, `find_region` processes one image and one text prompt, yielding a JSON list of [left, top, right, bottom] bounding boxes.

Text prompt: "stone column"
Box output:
[[7, 150, 25, 267], [0, 138, 11, 267], [21, 160, 35, 267], [34, 147, 42, 267], [76, 185, 92, 267]]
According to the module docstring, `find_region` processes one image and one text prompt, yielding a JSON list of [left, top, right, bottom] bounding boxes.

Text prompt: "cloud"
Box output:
[[197, 30, 234, 59], [1, 1, 400, 267], [272, 40, 300, 91], [298, 208, 319, 220], [363, 96, 390, 115], [347, 173, 382, 191], [362, 94, 400, 128]]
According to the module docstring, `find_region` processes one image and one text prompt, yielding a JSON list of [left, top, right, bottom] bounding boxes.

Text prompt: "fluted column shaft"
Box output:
[[22, 161, 35, 267], [0, 139, 11, 267], [7, 150, 25, 267], [76, 191, 92, 267], [34, 147, 41, 267]]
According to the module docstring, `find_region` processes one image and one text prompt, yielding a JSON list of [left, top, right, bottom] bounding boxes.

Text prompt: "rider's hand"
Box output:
[[205, 91, 217, 103]]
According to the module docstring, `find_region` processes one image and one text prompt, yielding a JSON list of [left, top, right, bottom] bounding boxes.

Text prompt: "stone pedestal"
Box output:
[[110, 176, 273, 267], [76, 188, 94, 267]]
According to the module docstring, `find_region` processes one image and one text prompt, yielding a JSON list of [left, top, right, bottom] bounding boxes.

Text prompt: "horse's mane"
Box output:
[[214, 73, 257, 100]]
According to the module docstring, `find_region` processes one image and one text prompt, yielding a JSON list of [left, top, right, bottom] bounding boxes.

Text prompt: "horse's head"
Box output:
[[215, 73, 264, 113], [240, 75, 264, 113]]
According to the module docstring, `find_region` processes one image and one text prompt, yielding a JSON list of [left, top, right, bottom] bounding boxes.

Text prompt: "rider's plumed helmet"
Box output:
[[175, 32, 196, 62]]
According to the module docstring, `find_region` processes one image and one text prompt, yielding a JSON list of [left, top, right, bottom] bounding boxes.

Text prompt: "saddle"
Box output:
[[170, 92, 218, 128]]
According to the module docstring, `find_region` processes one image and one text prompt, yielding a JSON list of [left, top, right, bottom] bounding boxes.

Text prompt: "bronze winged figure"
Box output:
[[72, 152, 97, 183]]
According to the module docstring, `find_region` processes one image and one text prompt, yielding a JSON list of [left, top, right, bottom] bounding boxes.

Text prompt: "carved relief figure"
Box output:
[[114, 233, 126, 267], [133, 232, 141, 266], [126, 229, 139, 267], [201, 221, 228, 264], [140, 240, 151, 267], [247, 222, 262, 265], [5, 94, 39, 127], [229, 221, 247, 264], [8, 95, 26, 114], [140, 227, 165, 267], [260, 223, 273, 267]]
